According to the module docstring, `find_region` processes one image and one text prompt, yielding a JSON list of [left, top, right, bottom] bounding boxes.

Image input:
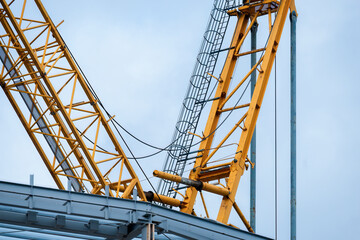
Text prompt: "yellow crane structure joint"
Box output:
[[153, 170, 230, 196]]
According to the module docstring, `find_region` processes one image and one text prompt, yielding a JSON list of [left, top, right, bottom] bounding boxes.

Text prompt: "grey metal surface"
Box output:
[[250, 22, 258, 232], [290, 10, 297, 240], [0, 181, 272, 240], [0, 223, 104, 240]]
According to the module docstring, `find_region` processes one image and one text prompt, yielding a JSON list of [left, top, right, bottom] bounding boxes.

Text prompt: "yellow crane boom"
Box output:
[[0, 0, 296, 233], [154, 0, 296, 228], [0, 0, 147, 200]]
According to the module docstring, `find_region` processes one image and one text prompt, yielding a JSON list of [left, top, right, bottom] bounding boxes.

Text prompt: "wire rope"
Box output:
[[48, 15, 168, 202], [52, 7, 277, 207], [273, 8, 279, 240], [274, 56, 278, 240]]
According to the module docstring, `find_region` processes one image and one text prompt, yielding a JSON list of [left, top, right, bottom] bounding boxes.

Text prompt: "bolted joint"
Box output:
[[40, 71, 46, 78], [290, 11, 298, 22], [251, 22, 259, 32], [181, 177, 203, 191]]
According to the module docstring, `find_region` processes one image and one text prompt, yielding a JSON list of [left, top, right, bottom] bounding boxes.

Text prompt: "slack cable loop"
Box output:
[[50, 6, 277, 217], [49, 0, 273, 164], [50, 17, 165, 204]]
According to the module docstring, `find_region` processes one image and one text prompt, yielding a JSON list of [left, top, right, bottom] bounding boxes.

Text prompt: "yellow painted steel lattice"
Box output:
[[155, 0, 296, 230], [0, 0, 297, 232], [0, 0, 146, 200]]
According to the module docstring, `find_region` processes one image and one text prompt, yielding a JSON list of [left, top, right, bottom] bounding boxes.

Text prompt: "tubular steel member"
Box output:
[[0, 0, 298, 235], [290, 2, 298, 239], [154, 0, 295, 228], [145, 191, 182, 207], [250, 19, 258, 233], [0, 0, 146, 200], [233, 202, 254, 233], [154, 170, 230, 197]]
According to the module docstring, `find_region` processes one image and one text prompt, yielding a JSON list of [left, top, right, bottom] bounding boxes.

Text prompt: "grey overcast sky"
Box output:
[[0, 1, 359, 240]]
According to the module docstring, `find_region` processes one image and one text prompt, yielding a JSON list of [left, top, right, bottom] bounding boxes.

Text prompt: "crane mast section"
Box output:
[[181, 12, 249, 215], [217, 0, 291, 223], [154, 0, 292, 227], [0, 0, 145, 200], [158, 0, 237, 199]]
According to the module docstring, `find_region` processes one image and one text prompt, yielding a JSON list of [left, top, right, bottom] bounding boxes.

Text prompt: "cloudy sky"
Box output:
[[0, 1, 359, 239]]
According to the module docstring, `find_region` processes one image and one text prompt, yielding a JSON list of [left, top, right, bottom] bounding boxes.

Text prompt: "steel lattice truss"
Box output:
[[0, 0, 146, 200], [154, 0, 296, 228], [0, 0, 297, 235], [158, 0, 236, 199]]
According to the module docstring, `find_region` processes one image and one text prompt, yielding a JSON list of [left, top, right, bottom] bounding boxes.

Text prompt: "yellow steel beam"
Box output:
[[290, 0, 298, 16], [233, 201, 254, 233], [154, 0, 292, 226], [151, 193, 182, 207], [178, 13, 250, 215], [217, 0, 292, 223], [0, 76, 65, 190], [0, 12, 84, 190], [0, 0, 146, 200], [34, 0, 147, 201]]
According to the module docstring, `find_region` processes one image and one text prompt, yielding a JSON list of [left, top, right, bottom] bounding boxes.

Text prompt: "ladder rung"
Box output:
[[170, 185, 188, 191], [211, 46, 235, 55], [177, 155, 203, 162], [195, 97, 220, 105], [179, 149, 204, 157]]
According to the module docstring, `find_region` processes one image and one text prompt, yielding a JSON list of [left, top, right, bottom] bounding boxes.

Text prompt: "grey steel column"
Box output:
[[142, 224, 154, 240], [290, 11, 297, 240], [250, 22, 258, 232]]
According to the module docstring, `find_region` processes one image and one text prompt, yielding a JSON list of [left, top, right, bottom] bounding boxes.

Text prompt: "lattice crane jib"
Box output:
[[0, 0, 149, 200], [0, 0, 297, 234], [154, 0, 295, 229], [158, 0, 237, 198]]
